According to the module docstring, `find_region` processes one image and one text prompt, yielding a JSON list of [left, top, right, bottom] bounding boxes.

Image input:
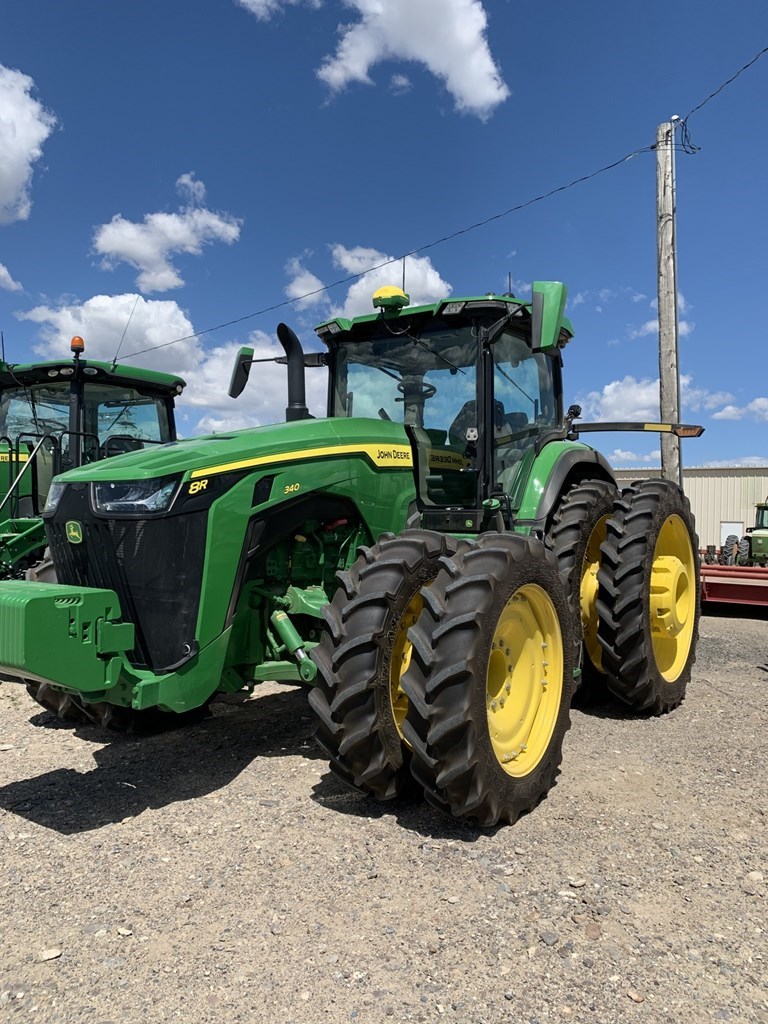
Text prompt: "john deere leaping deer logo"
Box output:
[[66, 520, 83, 545]]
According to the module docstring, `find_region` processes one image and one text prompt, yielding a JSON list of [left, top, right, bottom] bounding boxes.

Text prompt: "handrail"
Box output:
[[0, 434, 57, 517], [0, 434, 15, 500]]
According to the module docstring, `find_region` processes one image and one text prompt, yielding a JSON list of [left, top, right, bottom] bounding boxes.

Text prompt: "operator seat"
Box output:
[[448, 401, 526, 445]]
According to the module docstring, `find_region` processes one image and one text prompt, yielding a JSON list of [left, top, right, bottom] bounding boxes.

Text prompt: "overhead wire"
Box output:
[[121, 44, 768, 362]]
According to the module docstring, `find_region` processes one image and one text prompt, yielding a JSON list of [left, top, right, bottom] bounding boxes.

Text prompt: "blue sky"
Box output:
[[1, 0, 767, 467]]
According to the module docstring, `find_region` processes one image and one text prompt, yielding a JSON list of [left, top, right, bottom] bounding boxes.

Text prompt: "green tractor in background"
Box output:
[[0, 336, 186, 719], [719, 501, 768, 567], [0, 283, 701, 826], [1, 335, 185, 579]]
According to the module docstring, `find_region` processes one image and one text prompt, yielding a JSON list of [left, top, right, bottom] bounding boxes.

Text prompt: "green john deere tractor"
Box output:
[[1, 335, 185, 580], [720, 500, 768, 567], [0, 283, 701, 825]]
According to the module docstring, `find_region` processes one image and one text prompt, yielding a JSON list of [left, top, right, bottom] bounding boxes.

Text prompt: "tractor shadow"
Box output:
[[0, 687, 323, 835], [309, 772, 499, 843]]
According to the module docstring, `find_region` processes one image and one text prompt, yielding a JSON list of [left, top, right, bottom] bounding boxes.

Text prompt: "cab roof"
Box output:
[[314, 292, 575, 344], [0, 358, 186, 395]]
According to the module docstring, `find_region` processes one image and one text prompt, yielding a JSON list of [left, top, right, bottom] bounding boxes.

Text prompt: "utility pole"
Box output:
[[656, 118, 682, 487]]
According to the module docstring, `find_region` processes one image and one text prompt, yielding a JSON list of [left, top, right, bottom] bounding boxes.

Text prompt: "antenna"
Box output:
[[1, 331, 5, 362], [402, 256, 406, 293], [508, 272, 512, 294], [111, 294, 140, 368]]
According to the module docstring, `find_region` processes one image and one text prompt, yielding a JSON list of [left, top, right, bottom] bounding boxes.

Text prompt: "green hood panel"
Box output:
[[53, 417, 412, 484]]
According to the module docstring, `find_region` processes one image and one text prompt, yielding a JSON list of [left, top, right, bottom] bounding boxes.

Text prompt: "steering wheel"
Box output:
[[396, 381, 437, 401]]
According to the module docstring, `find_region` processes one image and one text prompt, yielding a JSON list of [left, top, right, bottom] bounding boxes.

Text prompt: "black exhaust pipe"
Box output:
[[276, 323, 309, 422]]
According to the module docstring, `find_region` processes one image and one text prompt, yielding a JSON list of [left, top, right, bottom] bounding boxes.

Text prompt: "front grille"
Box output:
[[46, 484, 207, 672]]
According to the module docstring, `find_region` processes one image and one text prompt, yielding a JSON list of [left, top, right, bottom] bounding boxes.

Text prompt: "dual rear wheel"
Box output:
[[309, 479, 699, 826], [311, 529, 574, 827]]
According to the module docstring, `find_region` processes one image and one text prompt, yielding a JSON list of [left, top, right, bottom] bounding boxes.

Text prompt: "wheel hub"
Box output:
[[650, 514, 696, 682], [650, 554, 690, 638], [486, 585, 563, 778]]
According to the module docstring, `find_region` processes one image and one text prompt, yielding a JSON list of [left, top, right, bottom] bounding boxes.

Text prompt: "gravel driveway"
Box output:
[[1, 607, 766, 1024]]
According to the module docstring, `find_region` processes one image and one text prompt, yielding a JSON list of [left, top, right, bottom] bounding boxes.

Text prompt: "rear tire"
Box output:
[[737, 536, 751, 566], [596, 479, 700, 715], [546, 480, 617, 704], [402, 533, 574, 827], [719, 534, 738, 566], [309, 530, 461, 801]]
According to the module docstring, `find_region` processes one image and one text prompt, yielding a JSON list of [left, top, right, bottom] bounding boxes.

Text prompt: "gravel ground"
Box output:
[[0, 607, 766, 1024]]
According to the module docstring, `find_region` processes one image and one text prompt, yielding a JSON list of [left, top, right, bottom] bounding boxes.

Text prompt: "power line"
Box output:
[[678, 45, 768, 154], [122, 44, 768, 362], [122, 144, 653, 360]]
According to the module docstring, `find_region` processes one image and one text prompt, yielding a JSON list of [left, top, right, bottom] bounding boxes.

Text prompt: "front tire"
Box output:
[[309, 530, 461, 801], [402, 533, 575, 827], [596, 479, 700, 715], [546, 480, 618, 703]]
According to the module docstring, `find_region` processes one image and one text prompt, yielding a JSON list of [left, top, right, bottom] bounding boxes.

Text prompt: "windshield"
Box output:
[[756, 507, 768, 529], [0, 382, 173, 458], [332, 324, 480, 507], [331, 321, 559, 509], [0, 383, 71, 451], [332, 324, 478, 432]]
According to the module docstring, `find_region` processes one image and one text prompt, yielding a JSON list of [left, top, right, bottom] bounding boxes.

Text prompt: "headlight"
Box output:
[[44, 480, 67, 514], [92, 475, 179, 515]]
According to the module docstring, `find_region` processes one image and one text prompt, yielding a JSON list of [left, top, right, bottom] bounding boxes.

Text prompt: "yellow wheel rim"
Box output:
[[580, 515, 609, 671], [650, 514, 696, 682], [389, 592, 423, 743], [486, 584, 564, 778]]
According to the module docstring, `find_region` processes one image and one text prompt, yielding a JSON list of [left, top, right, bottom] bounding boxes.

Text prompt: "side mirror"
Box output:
[[228, 346, 254, 398], [531, 281, 567, 350]]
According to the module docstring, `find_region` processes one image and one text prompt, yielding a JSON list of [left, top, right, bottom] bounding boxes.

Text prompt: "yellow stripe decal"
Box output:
[[644, 423, 672, 432], [0, 452, 29, 463], [190, 443, 413, 479]]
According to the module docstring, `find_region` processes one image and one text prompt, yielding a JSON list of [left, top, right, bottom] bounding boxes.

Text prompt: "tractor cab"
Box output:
[[0, 337, 184, 522], [314, 283, 571, 530]]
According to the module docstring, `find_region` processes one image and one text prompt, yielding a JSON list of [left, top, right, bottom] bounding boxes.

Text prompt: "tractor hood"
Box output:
[[48, 416, 413, 486]]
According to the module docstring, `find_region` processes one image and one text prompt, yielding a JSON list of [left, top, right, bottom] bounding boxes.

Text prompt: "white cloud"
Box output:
[[713, 397, 768, 423], [329, 244, 451, 318], [680, 376, 733, 412], [607, 448, 660, 466], [316, 0, 509, 118], [284, 256, 327, 309], [0, 65, 56, 224], [283, 244, 451, 320], [578, 374, 734, 424], [390, 73, 412, 95], [16, 293, 326, 433], [711, 404, 743, 421], [508, 276, 531, 297], [18, 293, 203, 375], [629, 318, 658, 339], [578, 376, 661, 422], [92, 174, 242, 293], [187, 331, 328, 432], [235, 0, 319, 18], [0, 263, 22, 292], [628, 316, 694, 340]]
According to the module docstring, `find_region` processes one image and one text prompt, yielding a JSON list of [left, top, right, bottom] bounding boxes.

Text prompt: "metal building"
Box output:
[[613, 466, 768, 550]]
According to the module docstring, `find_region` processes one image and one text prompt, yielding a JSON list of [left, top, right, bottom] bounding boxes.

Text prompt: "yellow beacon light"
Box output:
[[373, 286, 410, 311], [70, 335, 85, 354]]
